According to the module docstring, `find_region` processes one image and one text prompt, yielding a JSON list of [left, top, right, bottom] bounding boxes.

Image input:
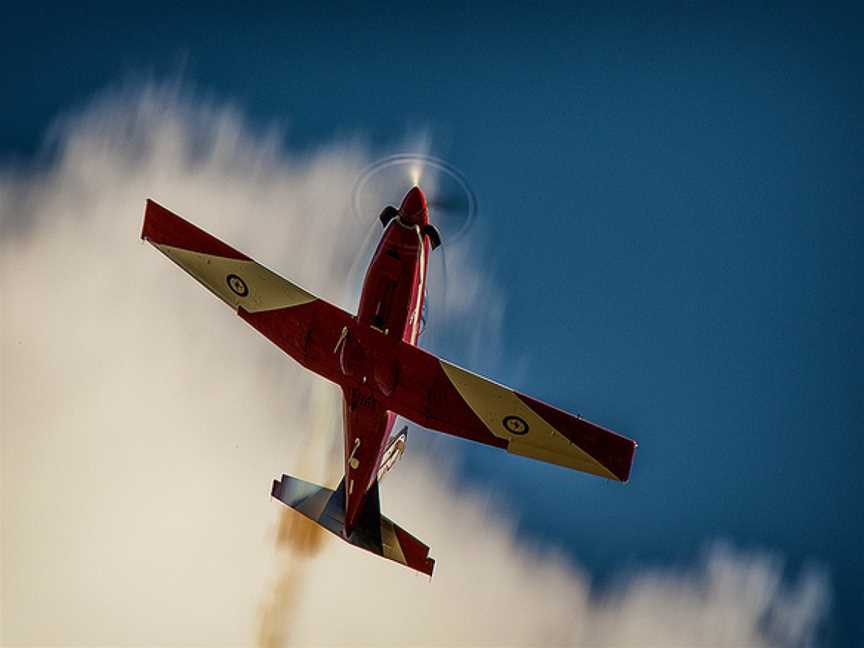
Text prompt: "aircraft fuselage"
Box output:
[[340, 187, 430, 533]]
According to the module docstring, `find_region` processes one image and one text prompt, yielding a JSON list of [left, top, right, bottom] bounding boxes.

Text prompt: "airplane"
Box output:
[[141, 186, 637, 577]]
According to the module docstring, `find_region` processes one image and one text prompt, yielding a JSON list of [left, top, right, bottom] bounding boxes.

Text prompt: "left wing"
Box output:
[[379, 341, 637, 482], [141, 199, 353, 386]]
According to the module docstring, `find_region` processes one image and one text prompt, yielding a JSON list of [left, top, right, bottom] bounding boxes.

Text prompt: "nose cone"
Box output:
[[399, 186, 428, 226]]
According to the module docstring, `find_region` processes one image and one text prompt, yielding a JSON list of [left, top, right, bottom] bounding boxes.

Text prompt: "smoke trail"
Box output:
[[257, 381, 342, 648], [257, 513, 323, 648]]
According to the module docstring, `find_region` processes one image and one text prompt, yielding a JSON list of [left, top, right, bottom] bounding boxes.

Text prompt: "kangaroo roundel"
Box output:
[[226, 274, 249, 297], [503, 415, 529, 435]]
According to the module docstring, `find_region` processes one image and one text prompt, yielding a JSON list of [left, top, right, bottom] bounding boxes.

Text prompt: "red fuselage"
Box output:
[[340, 187, 430, 533]]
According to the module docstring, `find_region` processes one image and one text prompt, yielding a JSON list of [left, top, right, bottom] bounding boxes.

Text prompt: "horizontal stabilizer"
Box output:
[[271, 474, 435, 577]]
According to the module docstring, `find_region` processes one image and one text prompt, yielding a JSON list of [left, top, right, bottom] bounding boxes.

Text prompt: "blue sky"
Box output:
[[4, 3, 862, 644]]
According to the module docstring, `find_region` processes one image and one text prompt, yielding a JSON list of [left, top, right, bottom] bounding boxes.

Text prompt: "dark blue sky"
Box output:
[[5, 3, 862, 644]]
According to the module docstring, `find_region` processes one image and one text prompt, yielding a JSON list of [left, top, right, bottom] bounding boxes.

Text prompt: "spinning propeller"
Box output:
[[351, 153, 478, 249]]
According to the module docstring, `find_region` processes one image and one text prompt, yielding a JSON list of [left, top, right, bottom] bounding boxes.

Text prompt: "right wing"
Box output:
[[141, 199, 353, 385], [381, 342, 637, 482]]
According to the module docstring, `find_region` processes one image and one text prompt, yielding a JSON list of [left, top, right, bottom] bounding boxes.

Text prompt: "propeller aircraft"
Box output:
[[141, 185, 637, 576]]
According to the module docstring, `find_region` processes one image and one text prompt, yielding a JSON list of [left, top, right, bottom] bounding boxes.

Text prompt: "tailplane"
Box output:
[[271, 474, 435, 577]]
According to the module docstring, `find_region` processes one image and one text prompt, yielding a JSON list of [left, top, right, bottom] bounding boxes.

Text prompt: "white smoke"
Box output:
[[0, 86, 828, 646]]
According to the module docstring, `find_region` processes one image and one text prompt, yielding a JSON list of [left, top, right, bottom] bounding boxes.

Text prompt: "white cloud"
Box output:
[[1, 86, 828, 647]]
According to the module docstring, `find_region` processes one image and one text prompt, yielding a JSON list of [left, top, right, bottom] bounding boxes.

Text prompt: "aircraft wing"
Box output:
[[382, 343, 637, 482], [142, 199, 636, 482], [141, 199, 352, 385]]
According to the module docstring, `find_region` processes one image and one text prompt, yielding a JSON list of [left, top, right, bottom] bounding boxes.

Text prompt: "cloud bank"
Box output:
[[1, 86, 828, 646]]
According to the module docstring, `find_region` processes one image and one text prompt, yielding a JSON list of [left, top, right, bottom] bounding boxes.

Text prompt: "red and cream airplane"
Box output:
[[141, 187, 636, 576]]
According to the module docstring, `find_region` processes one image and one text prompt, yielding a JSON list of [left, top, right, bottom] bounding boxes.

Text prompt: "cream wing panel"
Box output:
[[439, 360, 616, 479], [155, 244, 316, 313]]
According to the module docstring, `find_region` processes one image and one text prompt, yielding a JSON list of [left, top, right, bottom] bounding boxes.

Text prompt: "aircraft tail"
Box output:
[[270, 474, 435, 577]]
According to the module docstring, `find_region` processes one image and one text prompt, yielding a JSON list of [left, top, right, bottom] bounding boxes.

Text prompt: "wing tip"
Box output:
[[613, 438, 637, 483], [141, 198, 156, 242], [139, 198, 250, 261], [515, 392, 638, 483]]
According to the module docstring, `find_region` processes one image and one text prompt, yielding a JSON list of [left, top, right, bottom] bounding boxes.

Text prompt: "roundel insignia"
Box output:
[[226, 274, 249, 297], [502, 415, 529, 436]]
